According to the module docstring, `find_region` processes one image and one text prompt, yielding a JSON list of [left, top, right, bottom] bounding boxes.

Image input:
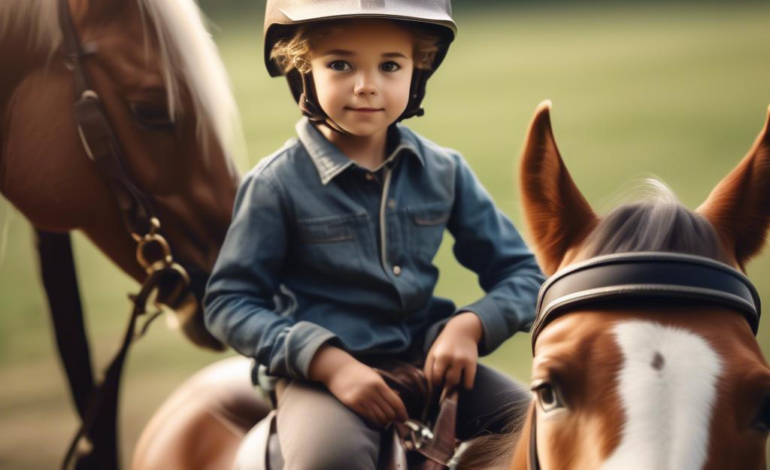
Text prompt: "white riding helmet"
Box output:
[[263, 0, 457, 128]]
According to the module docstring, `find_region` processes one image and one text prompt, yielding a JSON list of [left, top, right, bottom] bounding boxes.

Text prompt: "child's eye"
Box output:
[[328, 60, 352, 72], [381, 61, 401, 72]]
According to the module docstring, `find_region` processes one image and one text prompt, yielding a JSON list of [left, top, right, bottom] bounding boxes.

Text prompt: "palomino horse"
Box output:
[[133, 101, 769, 470], [1, 0, 243, 466]]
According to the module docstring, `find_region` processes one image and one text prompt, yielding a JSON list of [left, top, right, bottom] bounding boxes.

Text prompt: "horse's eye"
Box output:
[[752, 396, 770, 433], [129, 101, 175, 132], [532, 381, 565, 413]]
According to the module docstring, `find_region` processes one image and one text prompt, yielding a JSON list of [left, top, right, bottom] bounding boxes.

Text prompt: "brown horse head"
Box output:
[[507, 101, 770, 469], [0, 0, 242, 348]]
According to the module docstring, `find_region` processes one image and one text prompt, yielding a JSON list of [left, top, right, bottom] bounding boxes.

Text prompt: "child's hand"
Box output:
[[424, 312, 483, 390], [309, 345, 408, 428]]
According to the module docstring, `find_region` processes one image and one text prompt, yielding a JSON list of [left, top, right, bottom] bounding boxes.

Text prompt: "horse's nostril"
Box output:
[[651, 352, 665, 371]]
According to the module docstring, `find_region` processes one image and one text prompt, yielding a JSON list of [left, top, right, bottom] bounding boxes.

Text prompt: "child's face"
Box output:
[[309, 20, 415, 137]]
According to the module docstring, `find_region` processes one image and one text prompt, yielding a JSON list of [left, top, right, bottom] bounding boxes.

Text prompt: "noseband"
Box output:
[[527, 252, 761, 470]]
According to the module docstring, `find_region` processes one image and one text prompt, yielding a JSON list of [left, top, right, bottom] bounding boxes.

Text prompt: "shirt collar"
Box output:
[[295, 117, 424, 185]]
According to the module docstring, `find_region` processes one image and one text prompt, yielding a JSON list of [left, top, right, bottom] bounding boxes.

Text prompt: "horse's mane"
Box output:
[[455, 399, 530, 470], [0, 0, 243, 162], [583, 179, 728, 262]]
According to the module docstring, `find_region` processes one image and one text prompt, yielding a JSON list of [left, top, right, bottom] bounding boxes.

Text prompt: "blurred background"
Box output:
[[2, 0, 770, 468]]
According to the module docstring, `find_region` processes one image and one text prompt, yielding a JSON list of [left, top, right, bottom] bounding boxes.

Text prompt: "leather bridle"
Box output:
[[526, 252, 762, 470], [41, 1, 206, 468]]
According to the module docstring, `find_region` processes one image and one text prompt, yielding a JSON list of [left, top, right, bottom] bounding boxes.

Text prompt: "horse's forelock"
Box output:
[[136, 0, 245, 165], [583, 178, 728, 263], [0, 0, 61, 57]]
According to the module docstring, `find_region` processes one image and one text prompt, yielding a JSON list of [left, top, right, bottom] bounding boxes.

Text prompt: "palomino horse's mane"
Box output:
[[0, 0, 243, 161]]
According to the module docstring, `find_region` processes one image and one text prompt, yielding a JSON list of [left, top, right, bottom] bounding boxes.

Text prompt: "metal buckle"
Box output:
[[134, 218, 177, 274], [132, 217, 191, 313], [404, 419, 434, 450]]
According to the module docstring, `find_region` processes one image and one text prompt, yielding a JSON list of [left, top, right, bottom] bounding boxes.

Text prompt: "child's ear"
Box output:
[[697, 105, 770, 270], [519, 101, 598, 275]]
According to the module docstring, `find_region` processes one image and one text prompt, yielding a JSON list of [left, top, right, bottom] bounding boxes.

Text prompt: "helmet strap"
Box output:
[[398, 69, 428, 122], [293, 67, 430, 133], [298, 71, 352, 136]]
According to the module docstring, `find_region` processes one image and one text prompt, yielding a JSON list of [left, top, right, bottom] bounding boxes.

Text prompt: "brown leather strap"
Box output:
[[370, 360, 459, 468], [532, 252, 761, 352], [529, 408, 540, 470], [416, 388, 458, 468]]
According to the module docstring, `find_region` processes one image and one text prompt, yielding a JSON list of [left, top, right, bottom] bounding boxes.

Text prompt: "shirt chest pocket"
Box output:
[[294, 213, 368, 277], [407, 203, 452, 262]]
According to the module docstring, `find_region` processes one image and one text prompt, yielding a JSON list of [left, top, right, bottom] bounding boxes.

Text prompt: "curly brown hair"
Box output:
[[270, 19, 441, 75]]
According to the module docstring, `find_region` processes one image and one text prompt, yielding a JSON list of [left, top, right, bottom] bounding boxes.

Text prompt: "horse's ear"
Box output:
[[520, 101, 598, 275], [697, 105, 770, 269]]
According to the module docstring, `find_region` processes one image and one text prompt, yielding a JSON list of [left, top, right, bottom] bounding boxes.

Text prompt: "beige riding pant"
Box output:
[[274, 364, 531, 470]]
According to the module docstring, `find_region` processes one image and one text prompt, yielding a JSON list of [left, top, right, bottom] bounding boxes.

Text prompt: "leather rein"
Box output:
[[42, 1, 202, 468], [526, 252, 761, 469]]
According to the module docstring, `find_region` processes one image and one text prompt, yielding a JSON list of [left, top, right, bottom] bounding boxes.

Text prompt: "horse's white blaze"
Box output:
[[602, 321, 722, 470]]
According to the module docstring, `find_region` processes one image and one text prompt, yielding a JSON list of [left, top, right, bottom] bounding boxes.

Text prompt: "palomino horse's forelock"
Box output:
[[0, 0, 61, 56], [0, 0, 244, 165], [135, 0, 245, 165]]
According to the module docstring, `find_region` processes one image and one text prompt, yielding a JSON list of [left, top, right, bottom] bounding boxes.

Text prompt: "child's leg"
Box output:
[[456, 364, 532, 440], [276, 379, 381, 470]]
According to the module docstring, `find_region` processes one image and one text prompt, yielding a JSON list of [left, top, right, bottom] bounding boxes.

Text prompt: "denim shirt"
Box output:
[[204, 117, 545, 380]]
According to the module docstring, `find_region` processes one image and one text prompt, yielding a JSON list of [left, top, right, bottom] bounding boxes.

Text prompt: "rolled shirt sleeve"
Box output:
[[203, 168, 339, 380], [447, 154, 546, 355]]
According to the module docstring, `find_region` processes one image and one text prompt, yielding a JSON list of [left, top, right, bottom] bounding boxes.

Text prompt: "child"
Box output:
[[204, 1, 545, 468]]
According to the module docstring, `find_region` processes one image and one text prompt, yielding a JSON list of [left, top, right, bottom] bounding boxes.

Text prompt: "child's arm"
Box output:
[[425, 153, 545, 386], [203, 169, 339, 381]]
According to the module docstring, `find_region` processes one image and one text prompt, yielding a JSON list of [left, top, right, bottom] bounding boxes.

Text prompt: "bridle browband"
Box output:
[[532, 252, 761, 349], [47, 1, 204, 468], [527, 251, 762, 470]]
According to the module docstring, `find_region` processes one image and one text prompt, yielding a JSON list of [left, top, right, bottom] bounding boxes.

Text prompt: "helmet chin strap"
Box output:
[[296, 69, 428, 136], [298, 71, 352, 136]]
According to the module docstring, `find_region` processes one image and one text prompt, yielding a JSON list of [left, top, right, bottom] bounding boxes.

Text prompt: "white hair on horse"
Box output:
[[0, 0, 244, 164], [136, 0, 245, 163], [0, 0, 61, 55]]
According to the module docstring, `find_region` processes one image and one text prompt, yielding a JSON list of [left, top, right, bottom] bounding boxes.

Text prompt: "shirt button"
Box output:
[[365, 173, 375, 181], [387, 199, 397, 209], [393, 265, 402, 276]]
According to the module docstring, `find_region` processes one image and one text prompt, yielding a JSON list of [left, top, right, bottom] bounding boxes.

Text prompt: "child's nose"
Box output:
[[353, 71, 378, 96]]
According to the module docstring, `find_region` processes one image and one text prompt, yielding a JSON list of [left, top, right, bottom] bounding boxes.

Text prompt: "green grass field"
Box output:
[[2, 3, 770, 468]]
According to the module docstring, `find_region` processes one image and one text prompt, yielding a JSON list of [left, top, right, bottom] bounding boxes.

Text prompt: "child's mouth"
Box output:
[[346, 107, 384, 113]]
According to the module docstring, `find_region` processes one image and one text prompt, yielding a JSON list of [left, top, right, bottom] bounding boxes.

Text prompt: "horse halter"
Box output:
[[527, 251, 762, 470]]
